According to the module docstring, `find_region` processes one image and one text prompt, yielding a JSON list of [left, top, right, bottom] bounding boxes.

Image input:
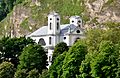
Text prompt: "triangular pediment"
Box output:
[[70, 26, 84, 35]]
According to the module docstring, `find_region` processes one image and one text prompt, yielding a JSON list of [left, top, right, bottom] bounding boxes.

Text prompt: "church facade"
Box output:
[[27, 12, 85, 67]]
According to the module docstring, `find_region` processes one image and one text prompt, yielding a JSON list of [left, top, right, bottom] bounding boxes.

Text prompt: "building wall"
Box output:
[[59, 35, 70, 46], [47, 49, 54, 68]]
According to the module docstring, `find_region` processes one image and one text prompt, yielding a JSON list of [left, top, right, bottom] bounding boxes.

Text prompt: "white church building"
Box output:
[[27, 12, 85, 67]]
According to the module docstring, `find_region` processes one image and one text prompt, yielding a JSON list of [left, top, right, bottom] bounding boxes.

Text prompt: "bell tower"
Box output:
[[48, 12, 60, 35], [70, 16, 83, 28]]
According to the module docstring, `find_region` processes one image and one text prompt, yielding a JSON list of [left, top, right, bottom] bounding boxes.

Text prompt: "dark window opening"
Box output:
[[50, 18, 52, 20], [78, 20, 81, 23], [49, 37, 51, 45], [72, 20, 74, 23], [76, 30, 80, 33], [64, 37, 66, 40], [57, 18, 59, 20], [78, 25, 81, 27], [38, 38, 46, 46], [57, 22, 59, 30], [50, 23, 52, 30], [49, 55, 52, 62]]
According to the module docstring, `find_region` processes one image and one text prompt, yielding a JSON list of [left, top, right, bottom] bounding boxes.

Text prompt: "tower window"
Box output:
[[57, 18, 59, 20], [50, 23, 52, 30], [78, 20, 81, 23], [78, 25, 81, 27], [49, 55, 52, 62], [49, 37, 51, 45], [72, 20, 74, 23], [57, 22, 59, 30], [50, 18, 52, 20]]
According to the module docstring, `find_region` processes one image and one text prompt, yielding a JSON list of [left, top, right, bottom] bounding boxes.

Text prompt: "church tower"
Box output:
[[47, 12, 60, 35], [47, 12, 61, 68], [70, 16, 83, 28]]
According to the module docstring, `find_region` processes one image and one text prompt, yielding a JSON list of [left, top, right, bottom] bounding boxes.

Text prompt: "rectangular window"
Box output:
[[49, 37, 51, 45], [57, 22, 59, 30], [49, 55, 52, 62], [50, 23, 52, 30]]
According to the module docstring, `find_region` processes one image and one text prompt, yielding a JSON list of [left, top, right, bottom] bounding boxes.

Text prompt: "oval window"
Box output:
[[64, 37, 66, 40], [76, 30, 80, 33]]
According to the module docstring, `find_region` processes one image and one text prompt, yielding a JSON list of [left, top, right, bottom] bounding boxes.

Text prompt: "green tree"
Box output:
[[78, 53, 93, 78], [61, 41, 87, 78], [0, 0, 14, 21], [0, 62, 15, 78], [27, 68, 40, 78], [114, 43, 120, 78], [79, 41, 119, 78], [0, 37, 35, 67], [0, 0, 25, 21], [52, 42, 68, 63], [49, 52, 67, 78], [90, 41, 118, 78], [86, 22, 120, 52], [17, 44, 47, 73], [14, 69, 28, 78], [85, 29, 105, 52], [39, 69, 49, 78]]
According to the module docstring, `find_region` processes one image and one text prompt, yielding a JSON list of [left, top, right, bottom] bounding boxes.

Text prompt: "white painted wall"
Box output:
[[47, 49, 54, 68]]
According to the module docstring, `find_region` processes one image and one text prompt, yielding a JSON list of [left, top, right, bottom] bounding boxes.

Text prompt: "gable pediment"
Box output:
[[70, 26, 84, 35]]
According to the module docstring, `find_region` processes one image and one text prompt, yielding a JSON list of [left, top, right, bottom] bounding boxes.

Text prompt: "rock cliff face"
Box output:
[[91, 0, 119, 21], [84, 0, 120, 29], [0, 0, 120, 37]]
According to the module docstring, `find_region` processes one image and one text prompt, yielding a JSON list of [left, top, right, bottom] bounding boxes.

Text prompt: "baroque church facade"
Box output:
[[27, 12, 85, 67]]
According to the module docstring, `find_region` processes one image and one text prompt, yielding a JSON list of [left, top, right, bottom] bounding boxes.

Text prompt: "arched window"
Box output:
[[50, 23, 52, 30], [57, 18, 59, 20], [57, 22, 59, 30], [49, 37, 51, 45], [38, 38, 46, 46]]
